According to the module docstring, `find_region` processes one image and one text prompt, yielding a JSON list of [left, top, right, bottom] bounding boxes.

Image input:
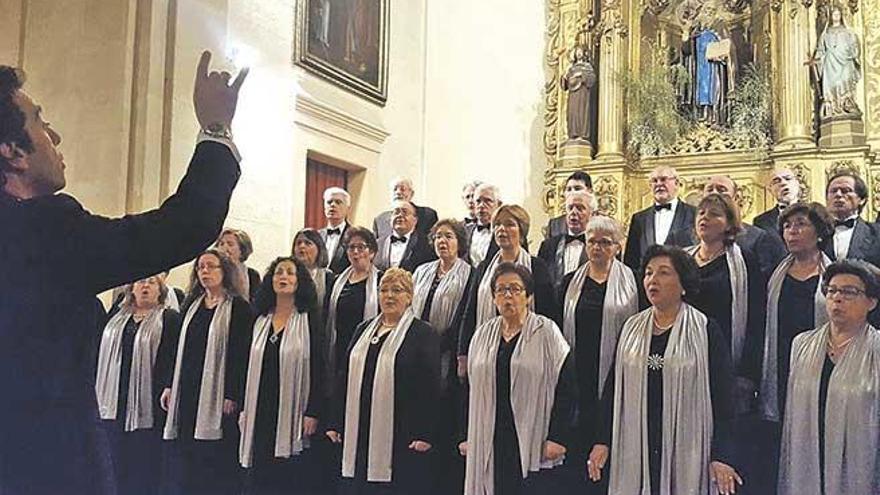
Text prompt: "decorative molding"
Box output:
[[544, 0, 563, 169], [593, 175, 620, 216], [864, 3, 880, 139], [790, 162, 812, 201], [872, 172, 880, 213], [294, 94, 389, 148], [770, 0, 784, 12]]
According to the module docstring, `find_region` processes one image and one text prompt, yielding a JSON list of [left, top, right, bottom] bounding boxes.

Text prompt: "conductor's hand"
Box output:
[[193, 50, 249, 129]]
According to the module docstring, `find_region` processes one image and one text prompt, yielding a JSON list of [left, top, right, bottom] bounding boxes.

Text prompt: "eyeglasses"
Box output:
[[391, 207, 413, 217], [379, 286, 408, 296], [649, 176, 675, 184], [822, 285, 866, 300], [432, 232, 457, 241], [347, 243, 369, 252], [197, 263, 221, 272], [782, 219, 812, 231], [494, 285, 525, 297], [587, 239, 615, 248]]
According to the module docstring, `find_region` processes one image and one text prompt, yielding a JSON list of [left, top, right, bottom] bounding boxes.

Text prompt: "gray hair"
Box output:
[[565, 189, 598, 212], [462, 180, 483, 192], [391, 176, 414, 191], [585, 215, 625, 243], [323, 186, 351, 206], [473, 182, 501, 203]]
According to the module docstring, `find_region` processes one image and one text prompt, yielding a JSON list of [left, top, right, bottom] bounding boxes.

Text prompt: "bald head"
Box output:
[[703, 175, 737, 199], [769, 168, 800, 206]]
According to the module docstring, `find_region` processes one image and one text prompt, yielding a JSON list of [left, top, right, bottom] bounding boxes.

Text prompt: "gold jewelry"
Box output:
[[696, 244, 725, 264], [826, 333, 855, 358]]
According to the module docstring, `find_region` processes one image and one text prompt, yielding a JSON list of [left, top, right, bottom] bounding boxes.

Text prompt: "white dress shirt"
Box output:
[[564, 231, 585, 275], [325, 221, 347, 258], [654, 198, 679, 245], [470, 225, 492, 266], [833, 215, 858, 260], [389, 230, 412, 267]]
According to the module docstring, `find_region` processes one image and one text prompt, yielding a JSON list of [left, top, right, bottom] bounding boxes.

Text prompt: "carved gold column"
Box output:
[[595, 0, 627, 160], [773, 0, 815, 147]]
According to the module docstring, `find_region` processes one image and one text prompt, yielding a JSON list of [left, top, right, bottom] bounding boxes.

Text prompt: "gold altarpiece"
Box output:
[[543, 0, 880, 226]]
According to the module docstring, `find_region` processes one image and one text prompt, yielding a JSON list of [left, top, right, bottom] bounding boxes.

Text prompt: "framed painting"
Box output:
[[294, 0, 389, 106]]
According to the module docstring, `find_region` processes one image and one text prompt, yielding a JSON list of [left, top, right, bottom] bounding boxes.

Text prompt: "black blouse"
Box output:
[[335, 280, 368, 368], [164, 296, 253, 440], [776, 274, 820, 416]]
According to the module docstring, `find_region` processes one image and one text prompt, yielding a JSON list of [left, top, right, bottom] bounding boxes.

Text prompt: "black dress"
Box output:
[[100, 308, 180, 495], [247, 310, 325, 494], [597, 319, 735, 495], [166, 296, 253, 495], [335, 280, 369, 374], [817, 354, 835, 495], [332, 318, 441, 495], [776, 274, 820, 416]]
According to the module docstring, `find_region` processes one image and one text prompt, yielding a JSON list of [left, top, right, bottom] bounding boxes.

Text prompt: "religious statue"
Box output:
[[676, 2, 736, 127], [561, 45, 596, 143], [812, 6, 862, 119]]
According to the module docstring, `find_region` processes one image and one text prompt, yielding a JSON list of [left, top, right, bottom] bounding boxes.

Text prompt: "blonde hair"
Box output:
[[380, 267, 414, 296], [492, 204, 531, 250]]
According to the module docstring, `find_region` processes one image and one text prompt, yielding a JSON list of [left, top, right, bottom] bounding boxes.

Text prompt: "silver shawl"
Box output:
[[165, 287, 181, 311], [325, 265, 379, 395], [562, 258, 637, 398], [687, 243, 748, 366], [760, 253, 831, 422], [609, 305, 716, 495], [163, 295, 233, 440], [475, 249, 533, 329], [342, 309, 417, 482], [240, 311, 312, 468], [411, 258, 472, 334], [464, 313, 570, 495], [778, 324, 880, 495], [310, 267, 330, 308], [95, 307, 165, 431]]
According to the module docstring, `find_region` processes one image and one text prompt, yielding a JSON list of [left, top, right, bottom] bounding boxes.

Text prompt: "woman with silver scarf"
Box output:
[[95, 275, 180, 495], [588, 245, 740, 495], [754, 202, 834, 490], [778, 259, 880, 495], [461, 262, 575, 495], [239, 256, 325, 494], [325, 268, 441, 494], [410, 219, 474, 493], [557, 216, 637, 492]]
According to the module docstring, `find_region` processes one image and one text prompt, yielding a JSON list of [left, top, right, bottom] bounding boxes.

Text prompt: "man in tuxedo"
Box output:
[[467, 182, 501, 265], [754, 167, 800, 237], [703, 175, 787, 278], [824, 171, 880, 266], [0, 51, 246, 493], [375, 200, 436, 272], [461, 180, 481, 225], [372, 176, 438, 239], [538, 190, 592, 290], [319, 186, 352, 273], [544, 170, 592, 239], [623, 165, 697, 270]]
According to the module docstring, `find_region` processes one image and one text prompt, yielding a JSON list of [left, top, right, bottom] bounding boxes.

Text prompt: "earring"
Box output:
[[681, 290, 686, 296]]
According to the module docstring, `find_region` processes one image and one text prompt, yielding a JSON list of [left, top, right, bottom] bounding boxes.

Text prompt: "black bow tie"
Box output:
[[475, 224, 490, 232], [565, 234, 585, 244], [390, 235, 408, 244], [835, 218, 856, 229], [777, 204, 788, 212], [654, 203, 672, 212], [326, 228, 341, 236], [464, 217, 477, 225]]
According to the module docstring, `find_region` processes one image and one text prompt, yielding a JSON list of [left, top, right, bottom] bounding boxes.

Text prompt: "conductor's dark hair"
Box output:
[[566, 171, 593, 189], [0, 66, 33, 189], [822, 259, 880, 300], [254, 256, 318, 316], [640, 244, 701, 301]]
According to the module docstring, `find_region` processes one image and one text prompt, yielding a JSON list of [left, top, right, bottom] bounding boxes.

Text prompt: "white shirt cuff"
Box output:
[[197, 132, 242, 162]]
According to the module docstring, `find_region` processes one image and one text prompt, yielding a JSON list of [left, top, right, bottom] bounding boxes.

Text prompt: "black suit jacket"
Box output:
[[736, 223, 787, 279], [374, 231, 437, 273], [0, 141, 239, 494], [753, 206, 782, 236], [823, 218, 880, 267], [545, 214, 567, 239], [465, 223, 499, 266], [320, 223, 351, 274], [537, 233, 588, 291], [373, 204, 439, 239], [623, 201, 697, 270]]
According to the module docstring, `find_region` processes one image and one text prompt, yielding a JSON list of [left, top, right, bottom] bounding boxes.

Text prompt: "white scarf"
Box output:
[[165, 288, 181, 311], [342, 309, 417, 482], [609, 305, 716, 495], [475, 249, 533, 329], [562, 258, 637, 398], [687, 243, 748, 366], [779, 324, 880, 495], [163, 295, 233, 440], [760, 253, 831, 422], [411, 258, 471, 334], [464, 313, 570, 495], [240, 311, 312, 468], [95, 307, 165, 431], [309, 267, 330, 307], [325, 265, 379, 395]]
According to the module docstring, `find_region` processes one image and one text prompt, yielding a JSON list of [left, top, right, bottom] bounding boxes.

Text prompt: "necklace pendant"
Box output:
[[370, 335, 380, 345], [269, 333, 279, 344]]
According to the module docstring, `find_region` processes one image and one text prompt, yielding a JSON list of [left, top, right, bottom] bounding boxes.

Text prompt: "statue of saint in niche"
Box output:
[[561, 45, 597, 144], [812, 5, 862, 119], [677, 1, 736, 126]]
